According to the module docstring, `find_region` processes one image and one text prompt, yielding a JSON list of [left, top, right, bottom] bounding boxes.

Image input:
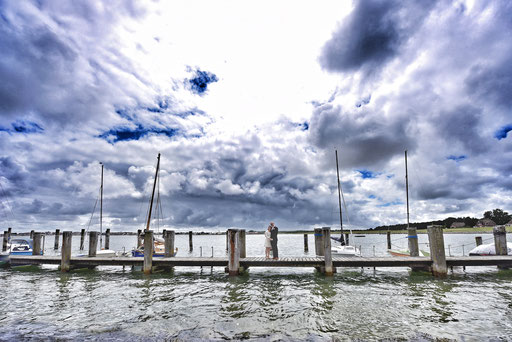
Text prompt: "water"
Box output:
[[1, 233, 512, 341]]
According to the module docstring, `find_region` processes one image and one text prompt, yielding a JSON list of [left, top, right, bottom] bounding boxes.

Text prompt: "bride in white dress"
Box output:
[[264, 225, 272, 258]]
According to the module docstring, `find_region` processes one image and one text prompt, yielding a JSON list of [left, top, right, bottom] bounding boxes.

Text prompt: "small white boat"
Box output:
[[388, 249, 430, 257], [468, 242, 512, 256], [332, 244, 361, 257]]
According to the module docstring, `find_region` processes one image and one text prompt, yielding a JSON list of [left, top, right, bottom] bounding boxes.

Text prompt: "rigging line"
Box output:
[[86, 196, 99, 233], [0, 181, 16, 221]]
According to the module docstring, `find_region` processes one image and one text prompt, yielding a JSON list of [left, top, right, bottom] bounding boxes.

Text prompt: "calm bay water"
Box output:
[[1, 233, 512, 341]]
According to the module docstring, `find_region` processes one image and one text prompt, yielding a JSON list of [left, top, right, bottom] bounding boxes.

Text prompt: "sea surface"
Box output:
[[1, 233, 512, 341]]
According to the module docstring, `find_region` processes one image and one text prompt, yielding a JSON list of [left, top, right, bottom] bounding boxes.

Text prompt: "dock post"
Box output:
[[2, 231, 8, 252], [322, 227, 334, 276], [407, 227, 419, 256], [164, 230, 175, 257], [189, 231, 193, 251], [493, 226, 508, 270], [239, 229, 246, 258], [227, 229, 240, 276], [105, 228, 111, 250], [143, 230, 154, 274], [387, 231, 391, 249], [304, 233, 309, 252], [54, 229, 60, 250], [427, 225, 447, 277], [61, 231, 72, 272], [30, 230, 35, 239], [226, 230, 228, 252], [345, 233, 349, 246], [88, 231, 98, 257], [475, 236, 482, 246], [80, 229, 85, 250], [33, 232, 43, 255], [314, 228, 324, 256], [137, 229, 142, 248]]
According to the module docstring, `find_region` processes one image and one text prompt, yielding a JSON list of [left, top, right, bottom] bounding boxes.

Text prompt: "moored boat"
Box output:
[[468, 242, 512, 256], [9, 238, 43, 256]]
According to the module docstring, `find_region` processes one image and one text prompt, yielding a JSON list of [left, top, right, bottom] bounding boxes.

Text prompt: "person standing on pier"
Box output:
[[264, 225, 273, 258], [270, 222, 279, 259]]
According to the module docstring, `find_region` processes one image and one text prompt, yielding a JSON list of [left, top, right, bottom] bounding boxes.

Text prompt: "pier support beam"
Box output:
[[407, 227, 419, 257], [322, 227, 334, 276], [427, 225, 447, 277], [475, 236, 482, 246], [143, 230, 154, 274], [105, 228, 111, 250], [61, 231, 72, 272], [137, 229, 142, 248], [33, 233, 43, 255], [387, 231, 391, 250], [2, 231, 8, 252], [494, 225, 508, 270], [345, 233, 349, 246], [80, 229, 85, 250], [88, 231, 98, 257], [239, 229, 246, 259], [164, 230, 175, 257], [30, 230, 35, 239], [54, 229, 60, 250], [189, 231, 193, 252], [304, 234, 309, 252], [227, 229, 240, 276], [314, 228, 324, 256]]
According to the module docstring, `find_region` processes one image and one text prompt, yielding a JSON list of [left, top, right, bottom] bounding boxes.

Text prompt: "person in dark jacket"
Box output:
[[270, 222, 278, 259]]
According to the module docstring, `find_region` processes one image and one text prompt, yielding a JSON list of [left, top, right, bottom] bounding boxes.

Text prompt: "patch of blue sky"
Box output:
[[357, 169, 377, 179], [368, 194, 376, 199], [99, 125, 178, 143], [355, 94, 371, 108], [0, 120, 44, 134], [188, 69, 218, 95], [495, 124, 512, 140], [447, 155, 467, 162], [377, 200, 403, 207]]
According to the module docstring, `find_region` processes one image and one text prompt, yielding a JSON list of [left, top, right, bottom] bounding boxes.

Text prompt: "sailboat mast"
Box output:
[[146, 153, 161, 232], [405, 150, 410, 229], [100, 163, 103, 248], [335, 150, 345, 245]]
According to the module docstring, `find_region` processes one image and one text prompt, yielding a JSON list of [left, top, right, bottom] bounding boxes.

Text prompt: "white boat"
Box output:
[[332, 244, 361, 256], [468, 242, 512, 256]]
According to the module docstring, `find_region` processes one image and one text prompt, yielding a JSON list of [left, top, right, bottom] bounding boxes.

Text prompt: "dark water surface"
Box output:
[[1, 233, 511, 341]]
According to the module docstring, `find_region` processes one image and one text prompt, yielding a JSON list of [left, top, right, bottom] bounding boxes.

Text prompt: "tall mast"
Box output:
[[335, 150, 345, 245], [100, 162, 103, 248], [405, 150, 410, 229], [146, 153, 161, 232]]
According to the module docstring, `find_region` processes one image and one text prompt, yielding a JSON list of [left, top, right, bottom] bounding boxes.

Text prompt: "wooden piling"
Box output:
[[143, 230, 154, 274], [189, 231, 193, 251], [304, 233, 309, 252], [345, 233, 349, 246], [137, 229, 142, 248], [2, 231, 8, 252], [314, 228, 324, 256], [239, 229, 246, 258], [105, 228, 111, 250], [88, 231, 98, 257], [427, 225, 447, 277], [7, 228, 12, 240], [80, 229, 85, 250], [54, 229, 60, 250], [226, 230, 228, 252], [475, 236, 482, 246], [32, 233, 43, 255], [322, 227, 334, 276], [493, 226, 508, 255], [61, 231, 72, 272], [30, 230, 35, 239], [227, 229, 240, 276], [387, 231, 391, 250], [164, 230, 175, 257], [407, 227, 419, 257]]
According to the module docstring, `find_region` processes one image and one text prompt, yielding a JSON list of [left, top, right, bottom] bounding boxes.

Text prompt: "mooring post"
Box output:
[[30, 230, 35, 239], [143, 230, 154, 274], [304, 233, 309, 252], [314, 228, 324, 256], [322, 227, 334, 276], [33, 232, 43, 255], [2, 231, 8, 252], [227, 229, 240, 276], [189, 231, 193, 252], [345, 233, 349, 246], [226, 230, 228, 252], [105, 228, 111, 250], [387, 231, 391, 250], [427, 225, 447, 277], [408, 227, 419, 257], [164, 230, 175, 257], [80, 229, 85, 250], [54, 229, 60, 250], [239, 229, 246, 258], [7, 227, 11, 239], [61, 231, 72, 272], [137, 229, 142, 248], [493, 226, 508, 270], [475, 236, 482, 246], [88, 231, 98, 257]]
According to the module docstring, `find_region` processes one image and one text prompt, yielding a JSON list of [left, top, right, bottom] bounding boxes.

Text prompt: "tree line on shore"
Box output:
[[371, 208, 511, 231]]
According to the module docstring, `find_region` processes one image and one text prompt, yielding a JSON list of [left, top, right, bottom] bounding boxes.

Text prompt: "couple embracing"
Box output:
[[264, 222, 278, 259]]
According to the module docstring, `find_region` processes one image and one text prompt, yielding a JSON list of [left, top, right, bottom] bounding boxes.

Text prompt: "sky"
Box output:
[[0, 0, 511, 233]]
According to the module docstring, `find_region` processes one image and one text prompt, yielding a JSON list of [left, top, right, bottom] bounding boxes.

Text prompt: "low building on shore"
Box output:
[[475, 218, 496, 227], [450, 222, 466, 228]]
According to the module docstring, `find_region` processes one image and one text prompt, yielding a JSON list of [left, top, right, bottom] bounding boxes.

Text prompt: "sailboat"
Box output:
[[388, 151, 429, 257], [131, 153, 177, 257], [331, 149, 361, 257]]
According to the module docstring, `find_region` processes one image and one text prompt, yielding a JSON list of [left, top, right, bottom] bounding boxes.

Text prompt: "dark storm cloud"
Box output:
[[308, 104, 416, 168], [320, 0, 437, 74], [465, 61, 512, 109]]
